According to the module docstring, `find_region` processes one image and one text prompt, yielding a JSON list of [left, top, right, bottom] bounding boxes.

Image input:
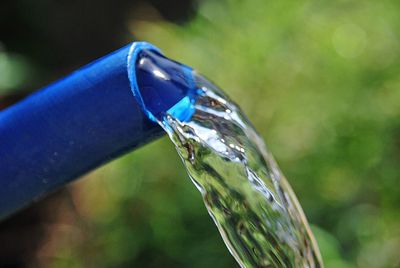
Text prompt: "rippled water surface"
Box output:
[[156, 72, 323, 268]]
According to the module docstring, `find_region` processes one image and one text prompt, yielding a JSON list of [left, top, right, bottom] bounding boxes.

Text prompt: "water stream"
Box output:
[[131, 45, 323, 268], [161, 74, 322, 267]]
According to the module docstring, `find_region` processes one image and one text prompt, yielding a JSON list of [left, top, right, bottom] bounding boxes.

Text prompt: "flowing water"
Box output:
[[130, 44, 323, 267], [152, 72, 323, 268]]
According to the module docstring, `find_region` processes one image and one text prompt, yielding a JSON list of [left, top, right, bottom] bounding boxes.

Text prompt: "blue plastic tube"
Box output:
[[0, 42, 196, 219]]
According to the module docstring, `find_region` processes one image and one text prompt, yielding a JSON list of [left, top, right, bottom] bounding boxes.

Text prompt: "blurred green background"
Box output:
[[1, 0, 400, 267]]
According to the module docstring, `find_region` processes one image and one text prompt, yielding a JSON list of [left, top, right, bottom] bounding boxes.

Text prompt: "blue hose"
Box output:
[[0, 42, 195, 219]]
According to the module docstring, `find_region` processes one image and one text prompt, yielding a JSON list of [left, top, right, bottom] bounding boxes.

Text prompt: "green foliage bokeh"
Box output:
[[16, 0, 400, 267]]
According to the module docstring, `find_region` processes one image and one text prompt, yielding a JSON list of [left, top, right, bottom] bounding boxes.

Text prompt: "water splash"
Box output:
[[157, 73, 322, 267]]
